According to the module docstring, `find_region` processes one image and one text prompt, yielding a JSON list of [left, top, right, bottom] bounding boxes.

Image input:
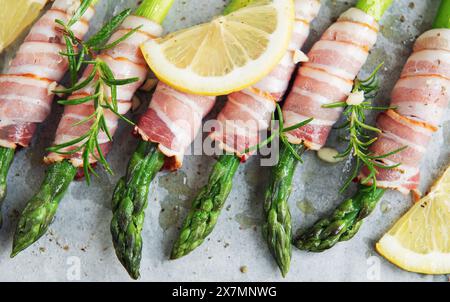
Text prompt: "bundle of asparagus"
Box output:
[[109, 0, 286, 280], [11, 0, 174, 258], [170, 0, 322, 278], [295, 0, 450, 252], [0, 0, 97, 224]]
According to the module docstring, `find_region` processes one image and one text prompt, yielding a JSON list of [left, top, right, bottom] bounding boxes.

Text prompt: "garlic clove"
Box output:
[[317, 147, 343, 164]]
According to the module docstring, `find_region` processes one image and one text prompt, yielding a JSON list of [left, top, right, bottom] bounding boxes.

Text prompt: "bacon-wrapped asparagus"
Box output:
[[0, 0, 96, 217], [11, 0, 174, 260], [44, 16, 164, 167], [209, 0, 321, 158], [111, 84, 215, 279], [109, 0, 257, 280], [360, 30, 450, 193], [296, 0, 450, 252], [254, 0, 393, 264], [170, 0, 321, 276], [136, 82, 215, 170], [283, 7, 381, 149]]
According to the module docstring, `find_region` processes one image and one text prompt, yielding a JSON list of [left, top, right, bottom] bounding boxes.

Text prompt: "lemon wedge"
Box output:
[[0, 0, 48, 53], [376, 166, 450, 274], [140, 0, 294, 96]]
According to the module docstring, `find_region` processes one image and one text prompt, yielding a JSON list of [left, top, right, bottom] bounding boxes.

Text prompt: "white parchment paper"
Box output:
[[0, 0, 447, 281]]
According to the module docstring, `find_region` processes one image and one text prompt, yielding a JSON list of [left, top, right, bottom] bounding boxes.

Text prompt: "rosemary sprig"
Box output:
[[48, 4, 141, 184], [323, 63, 406, 192], [243, 103, 313, 162]]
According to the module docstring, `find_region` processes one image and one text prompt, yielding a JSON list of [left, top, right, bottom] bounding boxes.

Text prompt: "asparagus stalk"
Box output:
[[434, 0, 450, 29], [171, 155, 240, 259], [169, 0, 264, 262], [106, 0, 175, 280], [11, 0, 173, 258], [262, 0, 394, 274], [0, 0, 100, 226], [294, 186, 384, 252], [294, 0, 450, 252], [134, 0, 174, 24], [356, 0, 393, 21], [11, 160, 76, 257], [111, 141, 164, 279], [263, 143, 304, 277], [0, 147, 15, 226], [109, 0, 252, 271]]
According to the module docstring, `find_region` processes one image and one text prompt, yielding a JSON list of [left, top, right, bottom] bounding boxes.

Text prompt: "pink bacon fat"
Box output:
[[136, 82, 215, 171], [45, 15, 163, 167], [359, 28, 450, 195], [209, 0, 321, 160], [0, 0, 96, 149], [283, 7, 380, 150]]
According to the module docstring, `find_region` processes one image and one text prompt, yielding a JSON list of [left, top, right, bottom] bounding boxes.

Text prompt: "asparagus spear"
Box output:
[[171, 154, 240, 259], [170, 0, 279, 262], [111, 141, 164, 279], [294, 185, 384, 252], [0, 0, 100, 226], [0, 147, 14, 226], [294, 0, 450, 252], [263, 0, 393, 274], [11, 161, 76, 257], [434, 0, 450, 29], [11, 0, 173, 257], [263, 143, 305, 277], [110, 0, 253, 274]]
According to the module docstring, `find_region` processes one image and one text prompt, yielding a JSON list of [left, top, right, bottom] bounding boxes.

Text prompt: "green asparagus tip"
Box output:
[[125, 265, 140, 280], [10, 239, 29, 257], [111, 141, 165, 279], [169, 251, 181, 260], [294, 185, 385, 252], [10, 249, 19, 258], [170, 154, 240, 260], [11, 234, 36, 258], [12, 160, 76, 256], [280, 266, 288, 278], [263, 143, 305, 277]]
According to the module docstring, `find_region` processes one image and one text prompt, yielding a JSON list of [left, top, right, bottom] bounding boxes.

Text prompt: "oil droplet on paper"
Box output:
[[380, 201, 391, 214], [158, 171, 192, 231], [297, 200, 316, 215], [235, 211, 263, 230]]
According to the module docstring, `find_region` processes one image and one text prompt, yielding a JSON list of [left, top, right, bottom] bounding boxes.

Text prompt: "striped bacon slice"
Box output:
[[136, 82, 215, 170], [0, 0, 96, 149], [359, 28, 450, 195], [283, 7, 380, 150], [209, 0, 322, 159], [45, 15, 163, 167]]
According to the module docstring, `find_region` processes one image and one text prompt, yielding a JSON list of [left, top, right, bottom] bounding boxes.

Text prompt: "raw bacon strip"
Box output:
[[210, 0, 321, 159], [45, 15, 163, 167], [390, 76, 449, 127], [359, 28, 450, 194], [283, 7, 379, 150], [413, 28, 450, 52], [0, 0, 96, 149], [136, 82, 215, 170]]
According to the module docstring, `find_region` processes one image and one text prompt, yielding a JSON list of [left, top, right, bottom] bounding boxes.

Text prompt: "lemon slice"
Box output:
[[140, 0, 294, 96], [376, 166, 450, 274], [0, 0, 48, 53]]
